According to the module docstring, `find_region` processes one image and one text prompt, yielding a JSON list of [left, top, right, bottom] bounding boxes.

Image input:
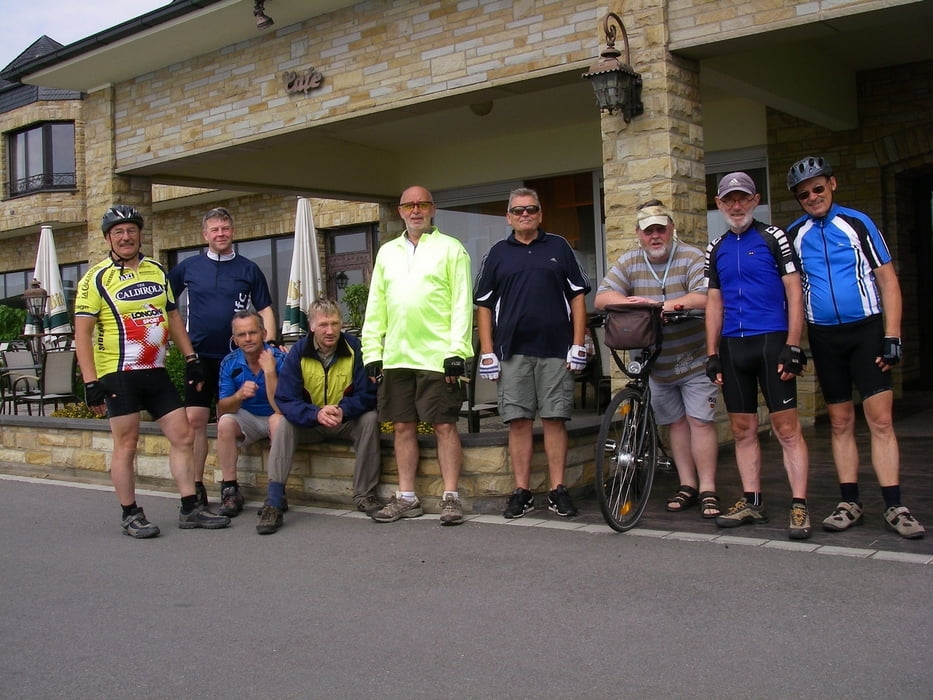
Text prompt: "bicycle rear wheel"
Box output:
[[594, 387, 658, 531]]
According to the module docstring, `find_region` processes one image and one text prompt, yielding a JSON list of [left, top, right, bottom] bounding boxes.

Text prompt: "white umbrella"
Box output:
[[24, 226, 72, 337], [281, 197, 322, 337]]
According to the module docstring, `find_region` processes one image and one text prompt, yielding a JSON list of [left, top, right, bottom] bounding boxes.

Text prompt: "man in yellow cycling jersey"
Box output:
[[74, 205, 230, 538]]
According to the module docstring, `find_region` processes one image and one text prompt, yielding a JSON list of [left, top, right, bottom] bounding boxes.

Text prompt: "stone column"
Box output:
[[83, 86, 152, 262], [599, 0, 705, 261]]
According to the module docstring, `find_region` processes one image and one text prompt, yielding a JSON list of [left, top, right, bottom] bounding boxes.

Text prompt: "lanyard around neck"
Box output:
[[641, 240, 677, 300]]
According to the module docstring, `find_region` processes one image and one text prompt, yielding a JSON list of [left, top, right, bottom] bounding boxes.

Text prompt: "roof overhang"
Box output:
[[3, 0, 356, 91]]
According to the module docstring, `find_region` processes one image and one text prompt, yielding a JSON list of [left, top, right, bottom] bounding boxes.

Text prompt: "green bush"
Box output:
[[165, 345, 186, 399], [50, 402, 106, 419], [342, 283, 369, 329], [0, 305, 26, 343]]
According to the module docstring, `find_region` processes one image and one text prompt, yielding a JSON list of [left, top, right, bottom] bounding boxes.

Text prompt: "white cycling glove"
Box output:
[[567, 344, 588, 372], [478, 353, 500, 381]]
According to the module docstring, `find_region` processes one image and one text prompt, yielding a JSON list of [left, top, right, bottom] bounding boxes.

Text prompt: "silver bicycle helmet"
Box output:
[[787, 156, 833, 191], [101, 205, 144, 235]]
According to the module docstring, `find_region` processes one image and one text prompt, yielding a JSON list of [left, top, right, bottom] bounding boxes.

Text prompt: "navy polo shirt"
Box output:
[[474, 229, 590, 360]]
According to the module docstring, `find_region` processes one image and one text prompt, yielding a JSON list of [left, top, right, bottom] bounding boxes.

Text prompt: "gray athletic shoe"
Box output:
[[439, 494, 464, 526], [256, 505, 284, 535], [822, 501, 863, 531], [178, 504, 231, 530], [121, 508, 160, 539], [371, 494, 423, 523], [715, 498, 769, 528], [883, 506, 925, 539], [788, 504, 812, 540]]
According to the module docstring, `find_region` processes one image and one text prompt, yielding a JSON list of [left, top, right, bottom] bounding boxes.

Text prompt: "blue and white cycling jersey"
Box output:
[[787, 203, 891, 326]]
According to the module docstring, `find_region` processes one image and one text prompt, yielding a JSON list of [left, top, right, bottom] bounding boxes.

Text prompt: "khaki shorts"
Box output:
[[378, 368, 464, 424], [649, 371, 719, 425], [217, 410, 272, 446], [499, 354, 573, 422]]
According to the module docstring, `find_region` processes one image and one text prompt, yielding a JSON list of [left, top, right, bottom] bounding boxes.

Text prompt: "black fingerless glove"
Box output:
[[777, 344, 807, 376], [443, 356, 465, 378], [84, 380, 108, 408], [185, 357, 205, 386], [705, 355, 722, 383], [365, 361, 383, 382], [880, 336, 901, 366]]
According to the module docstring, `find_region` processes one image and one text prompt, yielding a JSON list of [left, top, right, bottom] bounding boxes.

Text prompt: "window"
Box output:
[[6, 122, 76, 197]]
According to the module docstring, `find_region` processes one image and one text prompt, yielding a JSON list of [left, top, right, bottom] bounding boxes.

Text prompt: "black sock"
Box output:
[[222, 480, 239, 491], [180, 494, 199, 514], [881, 485, 901, 509], [792, 498, 807, 508], [840, 482, 860, 504], [744, 492, 762, 507], [121, 502, 138, 518]]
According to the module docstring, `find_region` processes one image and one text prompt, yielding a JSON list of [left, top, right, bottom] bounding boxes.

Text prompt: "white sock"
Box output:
[[443, 491, 459, 500], [399, 490, 416, 502]]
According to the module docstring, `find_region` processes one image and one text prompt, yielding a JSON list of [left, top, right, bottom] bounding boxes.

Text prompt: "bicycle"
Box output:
[[594, 303, 703, 532]]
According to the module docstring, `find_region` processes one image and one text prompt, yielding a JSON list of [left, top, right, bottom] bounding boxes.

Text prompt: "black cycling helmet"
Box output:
[[787, 156, 833, 191], [101, 205, 144, 235]]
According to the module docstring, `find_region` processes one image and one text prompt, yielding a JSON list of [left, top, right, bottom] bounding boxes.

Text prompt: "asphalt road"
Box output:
[[1, 477, 931, 699]]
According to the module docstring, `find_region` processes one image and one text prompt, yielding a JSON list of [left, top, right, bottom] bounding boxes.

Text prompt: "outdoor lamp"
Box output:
[[335, 271, 349, 290], [253, 0, 274, 29], [24, 279, 49, 323], [582, 12, 644, 122]]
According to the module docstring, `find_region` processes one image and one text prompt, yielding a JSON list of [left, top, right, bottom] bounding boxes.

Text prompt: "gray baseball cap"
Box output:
[[717, 172, 757, 198]]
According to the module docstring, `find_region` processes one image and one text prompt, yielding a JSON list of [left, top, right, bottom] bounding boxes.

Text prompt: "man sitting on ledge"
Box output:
[[215, 310, 287, 517], [256, 298, 380, 535]]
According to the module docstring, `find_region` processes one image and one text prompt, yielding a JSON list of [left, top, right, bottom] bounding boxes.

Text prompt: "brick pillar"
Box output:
[[599, 1, 705, 261], [83, 87, 152, 262]]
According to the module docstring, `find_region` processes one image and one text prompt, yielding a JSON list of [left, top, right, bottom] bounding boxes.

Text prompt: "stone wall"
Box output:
[[112, 0, 598, 168], [0, 415, 598, 514]]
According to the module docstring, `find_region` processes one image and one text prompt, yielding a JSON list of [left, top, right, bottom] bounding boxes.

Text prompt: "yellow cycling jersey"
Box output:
[[75, 256, 177, 376]]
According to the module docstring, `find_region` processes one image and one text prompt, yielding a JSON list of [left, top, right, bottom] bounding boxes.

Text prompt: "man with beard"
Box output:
[[595, 200, 721, 519], [705, 172, 811, 540]]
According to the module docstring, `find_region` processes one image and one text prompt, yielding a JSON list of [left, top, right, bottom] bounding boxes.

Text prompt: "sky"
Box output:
[[1, 0, 167, 72]]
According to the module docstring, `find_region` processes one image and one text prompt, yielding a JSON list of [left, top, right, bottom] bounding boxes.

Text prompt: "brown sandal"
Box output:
[[699, 491, 721, 519], [666, 485, 699, 512]]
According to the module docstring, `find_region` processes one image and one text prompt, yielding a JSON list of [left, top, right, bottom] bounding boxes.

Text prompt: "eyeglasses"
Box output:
[[508, 205, 541, 216], [719, 194, 756, 207], [795, 184, 827, 201], [398, 201, 434, 212]]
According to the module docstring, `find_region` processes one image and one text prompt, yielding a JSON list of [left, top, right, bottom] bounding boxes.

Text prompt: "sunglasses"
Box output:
[[398, 201, 434, 212], [508, 205, 541, 216], [796, 184, 827, 201]]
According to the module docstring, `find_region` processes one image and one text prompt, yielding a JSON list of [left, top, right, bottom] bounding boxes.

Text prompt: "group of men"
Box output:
[[76, 162, 923, 542], [595, 159, 923, 540]]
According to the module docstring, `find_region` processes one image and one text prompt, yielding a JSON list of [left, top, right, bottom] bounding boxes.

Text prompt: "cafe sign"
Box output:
[[283, 67, 325, 95]]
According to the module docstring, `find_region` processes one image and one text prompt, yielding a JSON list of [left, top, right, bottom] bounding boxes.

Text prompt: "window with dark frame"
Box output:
[[6, 122, 76, 197]]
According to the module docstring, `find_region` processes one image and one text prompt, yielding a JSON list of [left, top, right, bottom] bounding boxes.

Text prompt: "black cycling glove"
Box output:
[[777, 344, 807, 376], [185, 357, 206, 386], [84, 380, 109, 408], [443, 356, 465, 379], [705, 355, 722, 383], [365, 361, 383, 383], [880, 337, 901, 366]]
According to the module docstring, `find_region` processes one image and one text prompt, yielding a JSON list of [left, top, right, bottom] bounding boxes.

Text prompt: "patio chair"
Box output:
[[1, 349, 40, 415], [12, 349, 78, 416], [575, 315, 611, 411]]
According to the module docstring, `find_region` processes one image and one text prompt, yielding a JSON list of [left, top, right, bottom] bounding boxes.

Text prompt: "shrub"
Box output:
[[50, 402, 105, 419]]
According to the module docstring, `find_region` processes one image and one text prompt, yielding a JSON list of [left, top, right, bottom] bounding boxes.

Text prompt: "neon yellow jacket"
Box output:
[[362, 227, 473, 371]]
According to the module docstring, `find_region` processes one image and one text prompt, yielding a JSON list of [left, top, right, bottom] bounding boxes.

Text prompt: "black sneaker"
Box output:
[[547, 484, 578, 517], [218, 486, 245, 517], [178, 504, 230, 530], [503, 488, 534, 519], [121, 508, 160, 539], [256, 505, 284, 535], [195, 482, 209, 508]]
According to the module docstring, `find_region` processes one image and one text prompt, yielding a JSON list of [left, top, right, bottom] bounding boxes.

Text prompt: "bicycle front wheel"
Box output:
[[594, 387, 658, 532]]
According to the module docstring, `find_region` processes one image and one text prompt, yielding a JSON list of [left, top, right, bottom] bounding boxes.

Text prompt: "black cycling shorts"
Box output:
[[720, 331, 796, 414], [101, 368, 184, 419], [808, 315, 891, 404], [184, 356, 221, 408]]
